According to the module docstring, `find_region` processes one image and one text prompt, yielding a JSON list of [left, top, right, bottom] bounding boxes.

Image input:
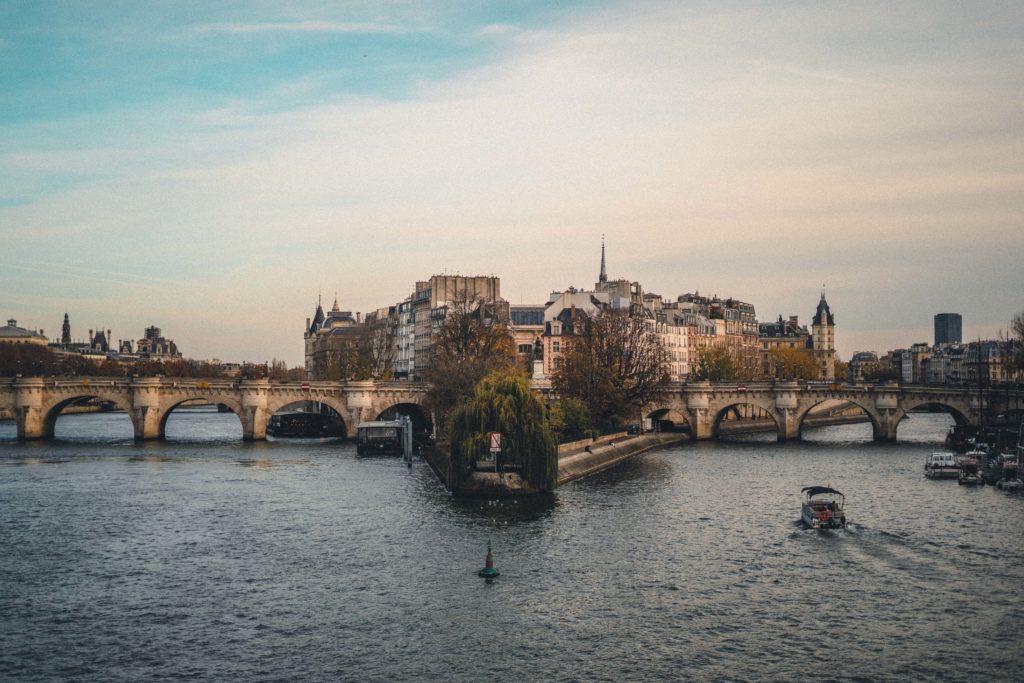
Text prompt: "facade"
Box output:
[[304, 297, 362, 379], [510, 305, 545, 373], [847, 351, 879, 381], [0, 318, 48, 346], [934, 313, 962, 347], [135, 326, 181, 358], [758, 315, 812, 378], [757, 293, 836, 380], [391, 275, 508, 381], [922, 345, 966, 384], [542, 288, 612, 376]]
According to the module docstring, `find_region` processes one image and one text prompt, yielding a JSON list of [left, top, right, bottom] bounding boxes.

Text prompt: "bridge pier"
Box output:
[[131, 378, 163, 440], [13, 378, 45, 439], [775, 382, 800, 441], [240, 379, 270, 441]]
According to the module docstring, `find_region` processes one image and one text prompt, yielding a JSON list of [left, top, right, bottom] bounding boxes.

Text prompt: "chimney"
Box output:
[[357, 312, 362, 324], [789, 316, 798, 327]]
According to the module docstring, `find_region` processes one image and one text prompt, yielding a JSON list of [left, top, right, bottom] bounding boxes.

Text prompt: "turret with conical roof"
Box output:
[[812, 291, 834, 326], [811, 290, 836, 379], [310, 295, 326, 334]]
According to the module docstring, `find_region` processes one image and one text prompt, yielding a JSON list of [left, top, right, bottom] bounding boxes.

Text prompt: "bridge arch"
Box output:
[[264, 395, 354, 438], [646, 407, 692, 434], [158, 395, 245, 440], [795, 398, 881, 441], [375, 402, 432, 432], [40, 392, 136, 440], [894, 398, 971, 426], [711, 399, 781, 440], [265, 399, 349, 438]]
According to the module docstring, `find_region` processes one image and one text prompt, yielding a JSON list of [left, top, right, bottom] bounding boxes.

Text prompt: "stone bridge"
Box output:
[[0, 377, 431, 441], [636, 380, 1018, 441], [1, 377, 1018, 442]]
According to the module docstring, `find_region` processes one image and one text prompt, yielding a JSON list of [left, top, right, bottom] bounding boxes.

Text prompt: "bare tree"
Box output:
[[360, 313, 397, 380], [424, 290, 516, 432], [553, 310, 669, 429]]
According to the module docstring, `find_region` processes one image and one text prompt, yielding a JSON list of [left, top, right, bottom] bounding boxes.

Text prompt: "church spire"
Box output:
[[599, 235, 607, 284]]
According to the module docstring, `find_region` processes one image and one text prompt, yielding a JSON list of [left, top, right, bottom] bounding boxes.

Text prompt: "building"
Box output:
[[541, 288, 614, 375], [135, 325, 181, 358], [934, 313, 962, 347], [0, 318, 48, 346], [390, 275, 508, 381], [756, 293, 836, 380], [758, 315, 812, 378], [304, 297, 362, 379], [510, 305, 545, 374], [811, 292, 836, 380], [922, 345, 966, 384], [847, 351, 879, 381]]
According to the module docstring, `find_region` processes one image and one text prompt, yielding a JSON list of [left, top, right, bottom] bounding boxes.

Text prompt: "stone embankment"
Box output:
[[557, 432, 689, 486]]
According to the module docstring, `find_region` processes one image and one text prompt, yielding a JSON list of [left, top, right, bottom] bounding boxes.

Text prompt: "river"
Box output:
[[1, 408, 1022, 682]]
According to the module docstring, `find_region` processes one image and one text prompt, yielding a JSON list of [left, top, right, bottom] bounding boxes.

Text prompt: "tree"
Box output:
[[833, 360, 848, 383], [768, 347, 819, 380], [360, 314, 396, 380], [863, 360, 900, 382], [449, 369, 557, 491], [552, 310, 669, 430], [1011, 310, 1024, 373], [549, 397, 594, 443], [690, 345, 741, 382], [320, 332, 372, 381], [424, 292, 516, 434]]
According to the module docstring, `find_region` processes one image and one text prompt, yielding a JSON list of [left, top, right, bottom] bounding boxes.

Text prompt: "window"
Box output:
[[553, 341, 561, 352], [518, 344, 533, 354]]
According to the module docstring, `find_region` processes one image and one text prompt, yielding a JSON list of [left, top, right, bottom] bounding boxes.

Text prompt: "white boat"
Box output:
[[924, 452, 959, 479], [800, 486, 847, 529]]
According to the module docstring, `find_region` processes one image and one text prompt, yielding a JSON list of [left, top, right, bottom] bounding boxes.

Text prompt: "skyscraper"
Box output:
[[934, 313, 962, 346]]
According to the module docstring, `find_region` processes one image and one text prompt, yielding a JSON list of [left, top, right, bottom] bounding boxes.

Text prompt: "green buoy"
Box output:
[[478, 539, 500, 578]]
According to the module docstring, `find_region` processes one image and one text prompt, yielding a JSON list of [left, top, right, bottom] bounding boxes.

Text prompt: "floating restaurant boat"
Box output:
[[267, 412, 343, 439], [924, 452, 959, 479], [800, 486, 847, 530]]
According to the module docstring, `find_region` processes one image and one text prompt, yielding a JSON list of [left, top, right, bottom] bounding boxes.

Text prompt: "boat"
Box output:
[[800, 486, 847, 529], [924, 452, 959, 479], [945, 425, 977, 454], [356, 420, 405, 455], [957, 456, 982, 486], [267, 411, 343, 438], [996, 458, 1022, 491]]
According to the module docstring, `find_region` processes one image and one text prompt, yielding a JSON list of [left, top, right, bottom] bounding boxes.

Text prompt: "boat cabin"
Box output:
[[356, 420, 405, 455], [926, 453, 957, 469]]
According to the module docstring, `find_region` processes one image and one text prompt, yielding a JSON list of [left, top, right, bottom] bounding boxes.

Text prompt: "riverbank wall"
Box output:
[[421, 411, 870, 496], [557, 432, 689, 486]]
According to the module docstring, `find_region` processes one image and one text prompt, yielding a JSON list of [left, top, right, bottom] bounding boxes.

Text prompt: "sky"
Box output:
[[2, 0, 1022, 366]]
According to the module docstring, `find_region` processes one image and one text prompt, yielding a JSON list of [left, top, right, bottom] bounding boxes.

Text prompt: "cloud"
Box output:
[[192, 21, 421, 35], [4, 1, 1024, 363]]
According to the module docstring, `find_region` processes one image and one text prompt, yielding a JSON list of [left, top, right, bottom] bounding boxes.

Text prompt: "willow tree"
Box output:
[[449, 370, 557, 492]]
